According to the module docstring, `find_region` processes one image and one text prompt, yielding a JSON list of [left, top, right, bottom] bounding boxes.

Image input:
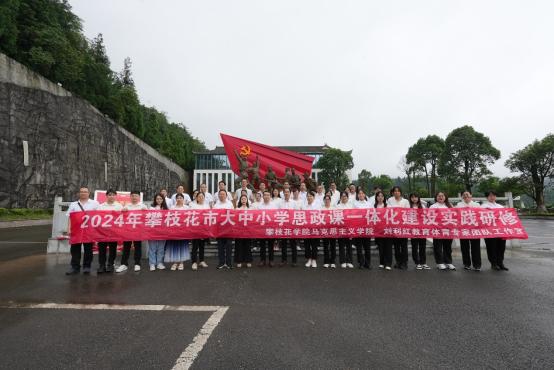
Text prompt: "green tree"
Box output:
[[439, 125, 500, 192], [505, 134, 554, 213], [370, 174, 393, 193], [406, 135, 444, 196], [356, 169, 372, 194], [317, 147, 354, 190]]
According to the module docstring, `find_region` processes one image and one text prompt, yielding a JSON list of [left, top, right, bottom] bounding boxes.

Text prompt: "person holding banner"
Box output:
[[322, 195, 337, 268], [353, 189, 372, 269], [387, 186, 410, 270], [456, 191, 482, 271], [96, 189, 122, 274], [116, 190, 147, 273], [257, 190, 278, 267], [189, 192, 210, 270], [235, 195, 253, 268], [302, 191, 321, 268], [165, 193, 190, 271], [279, 188, 299, 266], [409, 193, 430, 270], [65, 187, 99, 275], [213, 189, 234, 269], [481, 191, 508, 271], [430, 192, 455, 271], [374, 191, 393, 271], [148, 194, 169, 271], [336, 192, 355, 268]]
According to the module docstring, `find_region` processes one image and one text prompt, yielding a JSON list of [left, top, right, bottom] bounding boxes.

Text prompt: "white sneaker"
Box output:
[[323, 264, 329, 268], [134, 265, 141, 272], [347, 263, 354, 268], [438, 264, 447, 270], [447, 264, 456, 270], [115, 265, 128, 273], [341, 263, 347, 268], [199, 261, 208, 268], [178, 263, 184, 271], [149, 265, 156, 271], [378, 264, 384, 269], [385, 266, 392, 271], [246, 263, 252, 268], [422, 264, 431, 270], [311, 260, 317, 268], [305, 259, 312, 267], [170, 263, 178, 271], [192, 262, 198, 271], [331, 264, 336, 268], [237, 263, 242, 268], [157, 263, 166, 270], [416, 264, 423, 270]]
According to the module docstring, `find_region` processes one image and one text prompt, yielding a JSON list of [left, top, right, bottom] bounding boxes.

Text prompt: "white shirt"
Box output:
[[299, 191, 307, 203], [314, 192, 325, 205], [336, 202, 352, 209], [234, 187, 253, 201], [172, 204, 189, 210], [271, 197, 282, 207], [257, 201, 277, 210], [202, 192, 214, 204], [302, 202, 321, 210], [67, 199, 99, 215], [98, 201, 123, 211], [368, 195, 376, 207], [430, 202, 449, 209], [250, 201, 262, 210], [164, 197, 173, 208], [150, 204, 164, 210], [189, 201, 211, 210], [456, 200, 480, 208], [481, 201, 504, 209], [171, 193, 192, 205], [348, 192, 357, 202], [214, 191, 233, 205], [322, 204, 335, 210], [125, 202, 148, 211], [212, 200, 234, 209], [330, 190, 340, 205], [353, 199, 371, 209], [280, 198, 299, 210], [387, 197, 410, 208]]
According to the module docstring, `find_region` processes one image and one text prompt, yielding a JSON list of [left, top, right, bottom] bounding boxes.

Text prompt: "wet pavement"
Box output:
[[0, 220, 553, 369]]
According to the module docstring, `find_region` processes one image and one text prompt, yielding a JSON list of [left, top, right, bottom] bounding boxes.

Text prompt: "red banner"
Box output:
[[220, 133, 314, 182], [69, 208, 528, 244]]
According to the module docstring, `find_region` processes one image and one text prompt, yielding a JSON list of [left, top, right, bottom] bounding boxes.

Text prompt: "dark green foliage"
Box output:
[[0, 0, 205, 170]]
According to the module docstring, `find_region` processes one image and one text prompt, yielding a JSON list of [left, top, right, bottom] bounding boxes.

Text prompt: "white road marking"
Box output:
[[0, 302, 229, 370]]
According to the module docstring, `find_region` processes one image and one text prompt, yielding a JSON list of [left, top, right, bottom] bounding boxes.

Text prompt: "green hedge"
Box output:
[[0, 208, 53, 221]]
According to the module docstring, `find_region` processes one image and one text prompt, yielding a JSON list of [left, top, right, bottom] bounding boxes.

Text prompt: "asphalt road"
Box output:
[[0, 220, 553, 369]]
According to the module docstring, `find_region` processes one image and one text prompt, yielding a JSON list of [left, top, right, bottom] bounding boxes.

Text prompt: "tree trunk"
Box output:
[[535, 186, 547, 213]]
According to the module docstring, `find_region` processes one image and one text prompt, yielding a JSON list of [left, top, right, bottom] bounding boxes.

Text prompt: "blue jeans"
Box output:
[[148, 240, 166, 266], [217, 238, 232, 267]]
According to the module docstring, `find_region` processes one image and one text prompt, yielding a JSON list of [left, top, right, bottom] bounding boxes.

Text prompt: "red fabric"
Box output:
[[220, 133, 314, 181], [69, 208, 528, 244]]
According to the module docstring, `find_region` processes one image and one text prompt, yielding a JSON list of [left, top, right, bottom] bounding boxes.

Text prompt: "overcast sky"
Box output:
[[70, 0, 553, 179]]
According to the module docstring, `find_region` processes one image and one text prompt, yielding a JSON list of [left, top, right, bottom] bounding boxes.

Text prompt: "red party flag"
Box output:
[[220, 133, 314, 185]]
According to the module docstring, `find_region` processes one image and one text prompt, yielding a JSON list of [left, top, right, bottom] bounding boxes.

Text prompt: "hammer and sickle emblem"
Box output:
[[239, 145, 251, 157]]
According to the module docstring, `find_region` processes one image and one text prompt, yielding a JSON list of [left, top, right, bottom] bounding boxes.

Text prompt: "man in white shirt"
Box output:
[[299, 182, 308, 204], [213, 190, 234, 268], [347, 183, 357, 203], [329, 182, 340, 205], [96, 189, 123, 273], [279, 188, 298, 266], [199, 183, 214, 205], [234, 178, 253, 202], [160, 188, 173, 208], [279, 181, 292, 198], [116, 190, 147, 273], [66, 187, 100, 275], [215, 181, 233, 206], [171, 184, 192, 206], [314, 184, 325, 206], [257, 190, 277, 267]]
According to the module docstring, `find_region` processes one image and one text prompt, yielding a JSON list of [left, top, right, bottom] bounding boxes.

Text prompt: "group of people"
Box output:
[[65, 180, 510, 275]]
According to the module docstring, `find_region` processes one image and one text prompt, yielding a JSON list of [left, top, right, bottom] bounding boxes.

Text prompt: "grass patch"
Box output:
[[0, 208, 53, 221]]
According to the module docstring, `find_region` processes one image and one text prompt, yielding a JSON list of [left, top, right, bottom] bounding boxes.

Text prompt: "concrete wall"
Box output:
[[0, 53, 187, 208]]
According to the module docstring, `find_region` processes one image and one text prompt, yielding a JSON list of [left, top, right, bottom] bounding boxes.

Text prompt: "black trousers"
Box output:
[[411, 238, 426, 265], [354, 238, 371, 267], [393, 238, 408, 266], [98, 241, 117, 267], [484, 238, 506, 267], [376, 237, 393, 267], [259, 239, 274, 262], [433, 239, 453, 264], [70, 243, 93, 271], [234, 238, 253, 263], [280, 238, 297, 263], [191, 239, 205, 263], [460, 239, 481, 268], [323, 238, 337, 264], [338, 238, 353, 264], [217, 238, 232, 266], [304, 238, 319, 260], [121, 241, 141, 266]]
